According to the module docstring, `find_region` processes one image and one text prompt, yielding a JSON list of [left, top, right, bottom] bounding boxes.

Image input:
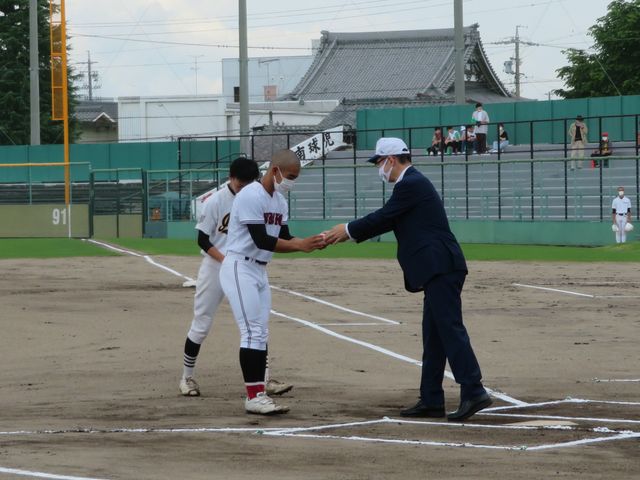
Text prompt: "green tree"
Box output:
[[555, 0, 640, 98], [0, 0, 78, 145]]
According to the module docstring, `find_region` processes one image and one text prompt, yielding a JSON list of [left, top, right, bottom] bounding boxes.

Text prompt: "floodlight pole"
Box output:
[[454, 0, 465, 105], [239, 0, 250, 155]]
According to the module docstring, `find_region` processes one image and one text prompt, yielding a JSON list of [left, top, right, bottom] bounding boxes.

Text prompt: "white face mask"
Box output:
[[618, 191, 624, 197], [378, 159, 392, 183], [274, 168, 296, 194]]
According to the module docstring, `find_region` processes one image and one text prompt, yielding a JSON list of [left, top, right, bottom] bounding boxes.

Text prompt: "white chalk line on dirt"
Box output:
[[271, 310, 526, 406], [484, 397, 640, 412], [269, 285, 400, 325], [86, 239, 525, 406], [0, 465, 108, 480], [263, 416, 640, 451], [4, 418, 636, 453], [512, 282, 640, 299], [479, 412, 640, 425], [87, 240, 398, 326], [512, 283, 595, 298], [593, 378, 640, 383]]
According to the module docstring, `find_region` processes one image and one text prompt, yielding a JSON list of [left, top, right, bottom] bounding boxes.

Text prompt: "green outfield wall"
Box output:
[[156, 219, 623, 246], [0, 204, 89, 238], [356, 95, 640, 150]]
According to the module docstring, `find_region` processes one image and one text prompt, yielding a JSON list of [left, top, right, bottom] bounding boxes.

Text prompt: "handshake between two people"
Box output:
[[295, 223, 350, 253]]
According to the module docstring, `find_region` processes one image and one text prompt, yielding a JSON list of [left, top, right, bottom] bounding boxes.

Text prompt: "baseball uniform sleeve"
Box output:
[[196, 195, 217, 233], [236, 188, 264, 224]]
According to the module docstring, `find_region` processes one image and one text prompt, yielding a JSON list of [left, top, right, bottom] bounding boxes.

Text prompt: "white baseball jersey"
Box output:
[[195, 185, 236, 255], [225, 181, 288, 263], [612, 196, 631, 215]]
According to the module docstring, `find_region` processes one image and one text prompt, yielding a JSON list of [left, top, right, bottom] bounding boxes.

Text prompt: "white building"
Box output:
[[118, 95, 226, 142]]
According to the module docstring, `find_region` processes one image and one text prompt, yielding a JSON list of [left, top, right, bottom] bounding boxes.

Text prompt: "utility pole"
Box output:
[[29, 0, 40, 145], [491, 25, 538, 98], [190, 54, 204, 95], [77, 51, 100, 100], [238, 0, 250, 155], [87, 51, 94, 100], [453, 0, 465, 104]]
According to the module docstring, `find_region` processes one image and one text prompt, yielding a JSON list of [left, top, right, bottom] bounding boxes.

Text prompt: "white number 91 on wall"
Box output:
[[52, 208, 67, 225]]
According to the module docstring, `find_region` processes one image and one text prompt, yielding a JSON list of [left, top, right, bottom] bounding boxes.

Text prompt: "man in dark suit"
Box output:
[[324, 137, 492, 421]]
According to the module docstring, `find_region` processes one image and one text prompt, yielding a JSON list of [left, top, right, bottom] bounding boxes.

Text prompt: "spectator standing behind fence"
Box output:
[[426, 127, 443, 156], [444, 126, 461, 155], [471, 103, 490, 154], [568, 115, 588, 170], [462, 125, 477, 153], [490, 123, 509, 154]]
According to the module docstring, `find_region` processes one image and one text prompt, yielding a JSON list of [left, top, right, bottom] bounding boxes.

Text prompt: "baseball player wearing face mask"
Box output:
[[612, 186, 633, 244], [179, 157, 292, 398], [219, 149, 326, 415]]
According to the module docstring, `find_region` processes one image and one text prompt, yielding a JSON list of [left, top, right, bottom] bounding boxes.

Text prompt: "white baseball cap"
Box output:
[[367, 137, 410, 163]]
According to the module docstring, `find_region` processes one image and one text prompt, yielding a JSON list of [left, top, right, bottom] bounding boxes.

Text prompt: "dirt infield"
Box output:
[[1, 253, 639, 479]]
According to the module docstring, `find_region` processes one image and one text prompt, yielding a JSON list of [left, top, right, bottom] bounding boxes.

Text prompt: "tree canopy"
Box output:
[[555, 0, 640, 99], [0, 0, 77, 145]]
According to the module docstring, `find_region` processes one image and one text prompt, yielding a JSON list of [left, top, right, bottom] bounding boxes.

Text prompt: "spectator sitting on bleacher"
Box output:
[[444, 126, 461, 155], [490, 123, 509, 153], [462, 125, 477, 153], [426, 127, 443, 156], [591, 132, 613, 168]]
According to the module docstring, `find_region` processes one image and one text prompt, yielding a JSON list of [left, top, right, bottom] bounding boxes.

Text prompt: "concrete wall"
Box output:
[[0, 204, 89, 238]]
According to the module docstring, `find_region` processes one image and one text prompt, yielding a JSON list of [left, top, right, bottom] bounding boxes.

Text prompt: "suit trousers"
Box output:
[[419, 270, 485, 404]]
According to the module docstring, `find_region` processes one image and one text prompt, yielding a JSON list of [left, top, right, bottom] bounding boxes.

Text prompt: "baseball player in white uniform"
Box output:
[[219, 149, 325, 415], [179, 157, 292, 397], [612, 186, 633, 243]]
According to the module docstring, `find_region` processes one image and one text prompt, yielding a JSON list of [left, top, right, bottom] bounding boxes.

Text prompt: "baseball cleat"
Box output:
[[245, 392, 289, 415], [266, 379, 293, 396], [179, 376, 201, 396]]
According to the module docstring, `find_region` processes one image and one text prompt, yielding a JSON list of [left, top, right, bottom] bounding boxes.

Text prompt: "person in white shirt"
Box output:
[[471, 103, 490, 154], [612, 186, 633, 243], [219, 149, 326, 415]]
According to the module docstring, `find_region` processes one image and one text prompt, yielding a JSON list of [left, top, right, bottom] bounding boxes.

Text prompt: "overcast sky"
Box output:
[[65, 0, 610, 102]]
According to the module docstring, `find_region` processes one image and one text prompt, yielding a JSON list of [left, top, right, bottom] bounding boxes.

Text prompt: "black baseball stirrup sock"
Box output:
[[184, 337, 201, 368], [239, 347, 267, 383]]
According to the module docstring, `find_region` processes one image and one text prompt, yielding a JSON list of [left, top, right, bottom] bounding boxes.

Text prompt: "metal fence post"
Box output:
[[116, 170, 121, 238], [564, 158, 568, 220], [497, 160, 502, 220], [89, 171, 94, 238], [562, 118, 567, 158], [529, 121, 534, 160], [530, 159, 534, 220], [353, 133, 358, 218], [599, 155, 604, 222], [141, 168, 147, 236]]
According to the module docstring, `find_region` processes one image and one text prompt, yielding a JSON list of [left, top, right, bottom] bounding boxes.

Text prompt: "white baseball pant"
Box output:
[[615, 214, 628, 243], [187, 256, 224, 344], [219, 255, 271, 351]]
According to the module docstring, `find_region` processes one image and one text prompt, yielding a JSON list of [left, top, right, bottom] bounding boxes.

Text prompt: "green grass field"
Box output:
[[1, 237, 639, 262], [0, 239, 118, 259]]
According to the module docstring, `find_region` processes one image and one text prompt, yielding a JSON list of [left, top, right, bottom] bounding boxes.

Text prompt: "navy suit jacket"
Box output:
[[348, 166, 467, 292]]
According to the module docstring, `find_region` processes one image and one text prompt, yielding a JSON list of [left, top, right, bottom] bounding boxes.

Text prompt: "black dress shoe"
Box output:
[[447, 392, 492, 422], [400, 400, 445, 418]]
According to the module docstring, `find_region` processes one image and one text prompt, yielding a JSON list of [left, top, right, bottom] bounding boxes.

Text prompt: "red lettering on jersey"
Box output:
[[263, 213, 283, 225]]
